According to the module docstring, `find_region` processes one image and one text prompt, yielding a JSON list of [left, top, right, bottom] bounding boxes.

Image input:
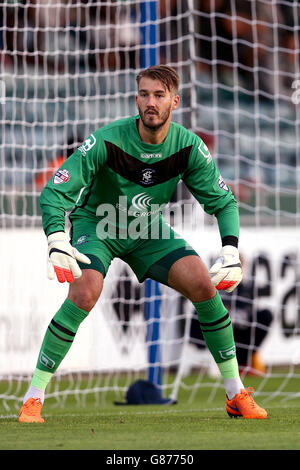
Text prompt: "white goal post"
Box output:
[[1, 0, 300, 412]]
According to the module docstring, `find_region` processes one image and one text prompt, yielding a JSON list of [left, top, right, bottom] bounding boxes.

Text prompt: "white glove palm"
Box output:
[[47, 232, 91, 283], [209, 245, 242, 293]]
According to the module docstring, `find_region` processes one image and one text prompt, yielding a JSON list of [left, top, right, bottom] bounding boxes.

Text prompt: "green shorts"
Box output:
[[70, 217, 199, 286]]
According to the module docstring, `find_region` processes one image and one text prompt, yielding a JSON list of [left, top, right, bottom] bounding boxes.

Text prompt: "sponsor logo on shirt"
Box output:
[[78, 134, 97, 156], [131, 192, 154, 211], [198, 140, 212, 164], [218, 175, 229, 191], [140, 153, 162, 159], [129, 192, 162, 217], [53, 168, 70, 184], [115, 193, 162, 218]]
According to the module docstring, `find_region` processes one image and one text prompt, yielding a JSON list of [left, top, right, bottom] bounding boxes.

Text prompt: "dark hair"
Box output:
[[136, 65, 180, 93]]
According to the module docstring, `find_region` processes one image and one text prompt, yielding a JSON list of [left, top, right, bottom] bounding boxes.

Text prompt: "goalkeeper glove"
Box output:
[[209, 245, 243, 293], [47, 231, 91, 283]]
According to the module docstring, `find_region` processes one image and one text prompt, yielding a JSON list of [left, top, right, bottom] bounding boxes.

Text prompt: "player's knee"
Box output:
[[68, 279, 101, 312], [184, 278, 216, 303], [68, 269, 103, 312], [69, 288, 100, 312]]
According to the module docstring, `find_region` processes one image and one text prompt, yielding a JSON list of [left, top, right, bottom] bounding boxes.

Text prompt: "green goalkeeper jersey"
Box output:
[[40, 115, 239, 240]]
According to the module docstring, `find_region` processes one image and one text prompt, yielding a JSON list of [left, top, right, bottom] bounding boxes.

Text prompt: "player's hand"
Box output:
[[209, 245, 242, 293], [47, 231, 91, 283]]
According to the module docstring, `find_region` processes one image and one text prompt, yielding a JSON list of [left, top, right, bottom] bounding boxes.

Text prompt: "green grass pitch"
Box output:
[[1, 373, 300, 451]]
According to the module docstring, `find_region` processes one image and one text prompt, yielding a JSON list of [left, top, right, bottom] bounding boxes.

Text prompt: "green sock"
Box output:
[[35, 298, 89, 379], [193, 292, 237, 372], [31, 368, 53, 391], [218, 357, 239, 379]]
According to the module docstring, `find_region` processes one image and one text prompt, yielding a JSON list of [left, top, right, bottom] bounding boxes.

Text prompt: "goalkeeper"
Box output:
[[19, 65, 267, 422]]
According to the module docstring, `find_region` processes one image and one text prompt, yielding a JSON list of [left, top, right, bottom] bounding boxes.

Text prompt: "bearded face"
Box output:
[[136, 77, 179, 132]]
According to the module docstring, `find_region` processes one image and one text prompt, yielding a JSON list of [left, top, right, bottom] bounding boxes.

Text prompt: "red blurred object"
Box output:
[[35, 156, 66, 190]]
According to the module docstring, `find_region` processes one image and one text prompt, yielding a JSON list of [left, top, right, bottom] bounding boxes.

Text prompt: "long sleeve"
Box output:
[[40, 131, 106, 236], [182, 138, 239, 240]]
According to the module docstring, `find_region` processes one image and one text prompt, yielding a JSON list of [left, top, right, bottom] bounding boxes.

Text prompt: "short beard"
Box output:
[[138, 104, 172, 131]]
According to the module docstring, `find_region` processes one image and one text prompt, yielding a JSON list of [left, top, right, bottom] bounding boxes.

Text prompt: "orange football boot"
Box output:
[[18, 398, 45, 423], [226, 387, 267, 419]]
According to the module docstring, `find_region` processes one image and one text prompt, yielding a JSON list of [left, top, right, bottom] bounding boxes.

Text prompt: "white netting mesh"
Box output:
[[1, 0, 300, 412]]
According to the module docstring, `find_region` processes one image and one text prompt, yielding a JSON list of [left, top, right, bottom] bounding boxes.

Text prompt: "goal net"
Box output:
[[1, 0, 300, 413]]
